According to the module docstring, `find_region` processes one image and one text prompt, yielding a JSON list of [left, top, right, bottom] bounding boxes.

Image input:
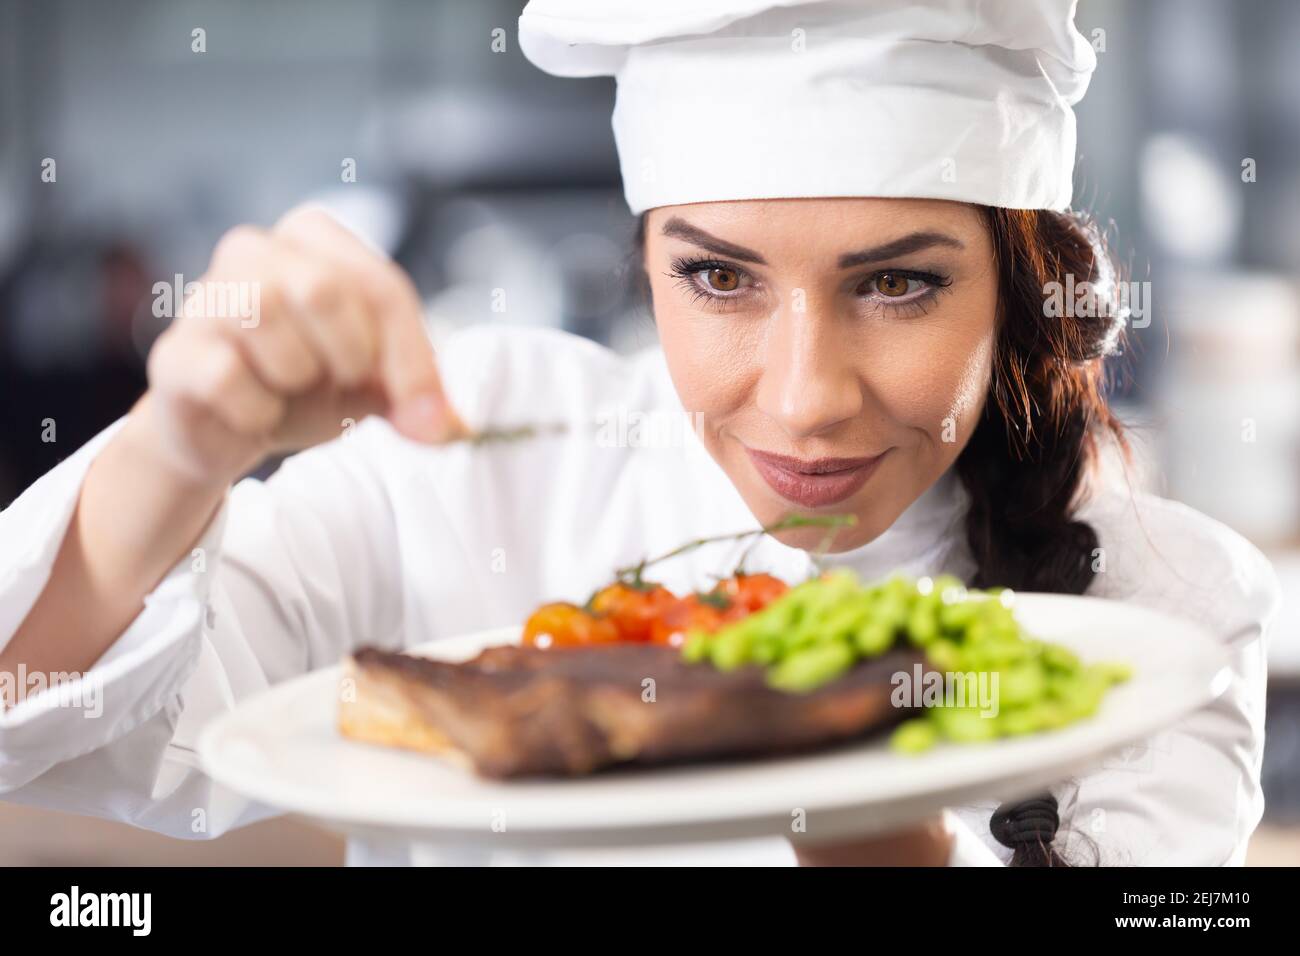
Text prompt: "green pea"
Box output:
[[1024, 700, 1070, 730], [989, 618, 1022, 643], [687, 572, 1124, 729], [907, 604, 941, 646], [709, 627, 755, 670], [806, 570, 858, 610], [766, 640, 856, 693], [1053, 668, 1111, 718], [1042, 643, 1081, 673], [779, 620, 826, 656], [995, 662, 1046, 708], [819, 600, 872, 641], [977, 604, 1021, 640], [966, 638, 1033, 670], [751, 638, 782, 665], [881, 573, 915, 603], [917, 585, 945, 609], [891, 718, 940, 754], [996, 706, 1045, 736], [874, 594, 909, 632], [964, 618, 994, 644], [932, 573, 966, 597], [932, 706, 999, 743], [1046, 671, 1089, 701], [938, 596, 980, 632], [681, 631, 711, 663], [1095, 661, 1133, 683], [854, 618, 895, 656], [926, 637, 962, 672], [1056, 684, 1103, 719]]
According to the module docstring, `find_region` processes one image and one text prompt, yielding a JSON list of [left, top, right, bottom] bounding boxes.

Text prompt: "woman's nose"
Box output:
[[754, 306, 864, 439]]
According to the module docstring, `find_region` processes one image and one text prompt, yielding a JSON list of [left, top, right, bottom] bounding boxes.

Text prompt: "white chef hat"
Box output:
[[517, 0, 1096, 215]]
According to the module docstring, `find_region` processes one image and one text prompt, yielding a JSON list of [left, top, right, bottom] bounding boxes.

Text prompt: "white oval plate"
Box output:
[[198, 593, 1230, 848]]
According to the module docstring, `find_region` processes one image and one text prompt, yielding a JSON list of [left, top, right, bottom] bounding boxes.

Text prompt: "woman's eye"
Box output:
[[854, 269, 952, 316], [703, 267, 741, 293], [666, 258, 752, 305], [874, 272, 913, 297]]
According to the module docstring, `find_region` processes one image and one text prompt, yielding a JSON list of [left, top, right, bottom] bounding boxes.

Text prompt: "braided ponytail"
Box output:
[[960, 207, 1129, 865]]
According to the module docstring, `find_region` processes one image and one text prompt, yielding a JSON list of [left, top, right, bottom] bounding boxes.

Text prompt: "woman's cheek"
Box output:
[[655, 305, 758, 419], [941, 334, 994, 448], [870, 326, 994, 456]]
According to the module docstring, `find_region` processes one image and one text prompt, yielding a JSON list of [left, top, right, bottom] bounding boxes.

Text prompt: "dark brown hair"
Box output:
[[631, 206, 1129, 866], [960, 207, 1129, 865], [962, 207, 1128, 596]]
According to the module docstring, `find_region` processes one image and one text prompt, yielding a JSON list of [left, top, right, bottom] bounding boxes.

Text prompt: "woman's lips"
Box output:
[[745, 447, 888, 508]]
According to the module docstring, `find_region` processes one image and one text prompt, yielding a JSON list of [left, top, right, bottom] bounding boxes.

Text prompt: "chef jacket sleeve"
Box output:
[[0, 415, 406, 839], [944, 810, 1007, 866]]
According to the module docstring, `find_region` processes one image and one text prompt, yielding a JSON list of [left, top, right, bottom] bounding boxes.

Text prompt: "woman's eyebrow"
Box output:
[[836, 232, 965, 268], [660, 217, 964, 269], [660, 217, 768, 264]]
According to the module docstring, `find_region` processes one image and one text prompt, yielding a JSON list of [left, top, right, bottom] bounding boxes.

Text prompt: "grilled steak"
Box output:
[[340, 643, 925, 778]]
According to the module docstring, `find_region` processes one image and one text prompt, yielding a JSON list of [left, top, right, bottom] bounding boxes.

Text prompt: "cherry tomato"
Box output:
[[522, 602, 621, 648], [717, 572, 788, 614], [648, 593, 730, 648], [589, 581, 678, 643]]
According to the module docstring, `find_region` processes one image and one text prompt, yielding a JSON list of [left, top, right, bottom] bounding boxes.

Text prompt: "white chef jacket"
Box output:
[[0, 324, 1280, 866]]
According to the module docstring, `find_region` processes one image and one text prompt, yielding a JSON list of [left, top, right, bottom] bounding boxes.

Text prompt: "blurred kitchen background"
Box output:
[[1, 0, 1298, 864]]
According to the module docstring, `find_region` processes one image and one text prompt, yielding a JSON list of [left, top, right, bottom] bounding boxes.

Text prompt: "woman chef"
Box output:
[[0, 0, 1279, 866]]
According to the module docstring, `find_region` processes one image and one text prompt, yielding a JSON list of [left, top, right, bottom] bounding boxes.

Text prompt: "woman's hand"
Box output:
[[792, 813, 954, 866], [3, 204, 466, 681], [137, 203, 465, 488]]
